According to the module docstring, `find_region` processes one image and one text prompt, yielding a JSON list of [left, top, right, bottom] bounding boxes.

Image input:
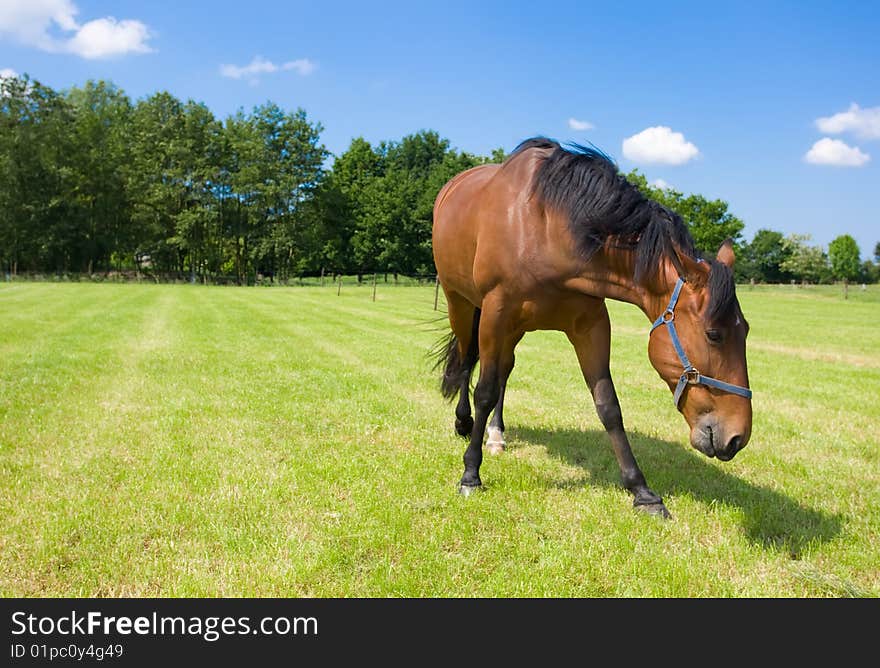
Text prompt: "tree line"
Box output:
[[1, 74, 876, 285]]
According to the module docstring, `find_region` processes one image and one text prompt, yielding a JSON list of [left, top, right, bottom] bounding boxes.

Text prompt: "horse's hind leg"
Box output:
[[460, 295, 518, 493], [566, 304, 670, 518], [445, 292, 480, 437]]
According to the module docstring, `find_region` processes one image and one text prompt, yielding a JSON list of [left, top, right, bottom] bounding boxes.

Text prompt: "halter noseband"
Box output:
[[650, 277, 753, 408]]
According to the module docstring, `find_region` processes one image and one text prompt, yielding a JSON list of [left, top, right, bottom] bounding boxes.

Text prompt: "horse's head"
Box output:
[[647, 240, 752, 461]]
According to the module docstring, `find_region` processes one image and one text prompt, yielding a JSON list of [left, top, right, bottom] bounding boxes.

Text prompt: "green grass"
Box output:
[[1, 281, 878, 597]]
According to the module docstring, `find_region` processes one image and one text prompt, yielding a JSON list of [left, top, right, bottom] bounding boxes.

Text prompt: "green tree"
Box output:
[[224, 103, 326, 283], [741, 229, 792, 283], [344, 131, 455, 278], [328, 137, 383, 277], [859, 260, 878, 284], [377, 130, 450, 276], [780, 235, 829, 284], [295, 178, 350, 276], [0, 74, 336, 281], [172, 101, 224, 282], [0, 75, 75, 275], [489, 147, 507, 163], [127, 91, 189, 274], [828, 234, 861, 298], [66, 80, 133, 273], [674, 194, 745, 253]]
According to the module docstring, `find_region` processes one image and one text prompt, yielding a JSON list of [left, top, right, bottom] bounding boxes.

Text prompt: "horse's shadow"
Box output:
[[509, 426, 843, 555]]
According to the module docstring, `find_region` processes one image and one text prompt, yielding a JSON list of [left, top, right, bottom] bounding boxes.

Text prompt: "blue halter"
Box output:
[[650, 277, 753, 408]]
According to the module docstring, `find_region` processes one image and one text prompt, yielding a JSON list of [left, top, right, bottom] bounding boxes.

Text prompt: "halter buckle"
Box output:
[[661, 309, 675, 324], [684, 369, 701, 385]]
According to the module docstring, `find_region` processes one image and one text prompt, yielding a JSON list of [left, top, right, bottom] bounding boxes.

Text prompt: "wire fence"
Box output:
[[3, 270, 446, 307], [3, 270, 437, 286], [7, 271, 873, 308]]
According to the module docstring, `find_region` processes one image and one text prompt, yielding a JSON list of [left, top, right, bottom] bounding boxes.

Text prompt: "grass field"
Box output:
[[1, 281, 878, 597]]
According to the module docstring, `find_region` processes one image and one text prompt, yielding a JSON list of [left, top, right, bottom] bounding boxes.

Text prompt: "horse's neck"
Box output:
[[571, 250, 673, 322]]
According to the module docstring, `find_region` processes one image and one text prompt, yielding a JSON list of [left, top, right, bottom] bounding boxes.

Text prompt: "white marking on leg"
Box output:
[[486, 425, 505, 454]]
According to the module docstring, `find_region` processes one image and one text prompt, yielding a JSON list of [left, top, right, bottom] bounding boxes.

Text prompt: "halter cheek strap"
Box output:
[[650, 277, 753, 408]]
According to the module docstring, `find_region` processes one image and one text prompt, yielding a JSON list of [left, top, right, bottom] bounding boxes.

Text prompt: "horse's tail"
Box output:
[[433, 308, 481, 400]]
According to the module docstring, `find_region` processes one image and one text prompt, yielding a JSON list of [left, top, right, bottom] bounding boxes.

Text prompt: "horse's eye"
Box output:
[[706, 329, 722, 343]]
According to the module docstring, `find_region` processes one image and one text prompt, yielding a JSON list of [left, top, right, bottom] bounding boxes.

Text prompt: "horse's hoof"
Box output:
[[486, 441, 505, 455], [634, 502, 671, 519], [458, 484, 482, 497], [455, 416, 474, 438]]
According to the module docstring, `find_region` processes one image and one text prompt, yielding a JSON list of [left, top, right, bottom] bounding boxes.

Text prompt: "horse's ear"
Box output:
[[717, 238, 736, 268], [675, 251, 710, 289]]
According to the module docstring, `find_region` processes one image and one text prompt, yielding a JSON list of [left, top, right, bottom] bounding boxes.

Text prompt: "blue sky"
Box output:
[[1, 1, 878, 258]]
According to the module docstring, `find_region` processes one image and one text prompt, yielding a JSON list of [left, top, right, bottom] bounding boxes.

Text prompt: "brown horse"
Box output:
[[432, 138, 752, 518]]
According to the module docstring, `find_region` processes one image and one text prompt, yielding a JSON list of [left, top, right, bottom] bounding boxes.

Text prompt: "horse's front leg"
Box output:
[[486, 343, 520, 454], [486, 376, 508, 455], [566, 305, 670, 518]]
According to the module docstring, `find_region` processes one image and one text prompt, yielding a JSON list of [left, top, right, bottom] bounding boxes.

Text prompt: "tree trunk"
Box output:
[[844, 279, 849, 300]]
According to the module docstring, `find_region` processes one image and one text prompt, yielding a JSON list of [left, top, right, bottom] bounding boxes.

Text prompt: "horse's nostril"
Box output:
[[727, 435, 742, 454]]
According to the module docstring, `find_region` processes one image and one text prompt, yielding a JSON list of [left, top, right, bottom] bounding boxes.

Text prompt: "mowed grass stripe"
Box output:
[[0, 287, 189, 595], [0, 285, 168, 461]]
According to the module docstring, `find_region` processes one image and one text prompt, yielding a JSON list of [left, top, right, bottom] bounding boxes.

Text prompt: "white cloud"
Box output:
[[282, 59, 316, 76], [651, 178, 672, 190], [804, 137, 870, 167], [220, 56, 276, 79], [622, 126, 700, 165], [568, 117, 594, 131], [221, 56, 316, 81], [65, 18, 152, 59], [0, 0, 78, 50], [816, 103, 880, 140], [0, 0, 152, 59]]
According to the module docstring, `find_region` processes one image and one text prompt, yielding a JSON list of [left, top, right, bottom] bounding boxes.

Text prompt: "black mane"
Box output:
[[510, 137, 736, 322]]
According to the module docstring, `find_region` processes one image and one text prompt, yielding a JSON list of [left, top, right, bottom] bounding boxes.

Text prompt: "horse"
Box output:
[[432, 138, 752, 518]]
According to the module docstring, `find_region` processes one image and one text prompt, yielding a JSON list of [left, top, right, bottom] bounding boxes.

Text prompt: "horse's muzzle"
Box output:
[[691, 416, 747, 461]]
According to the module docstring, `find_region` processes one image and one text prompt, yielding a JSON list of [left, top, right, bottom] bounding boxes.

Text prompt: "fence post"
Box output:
[[434, 275, 440, 310], [337, 274, 342, 296], [372, 273, 377, 302]]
